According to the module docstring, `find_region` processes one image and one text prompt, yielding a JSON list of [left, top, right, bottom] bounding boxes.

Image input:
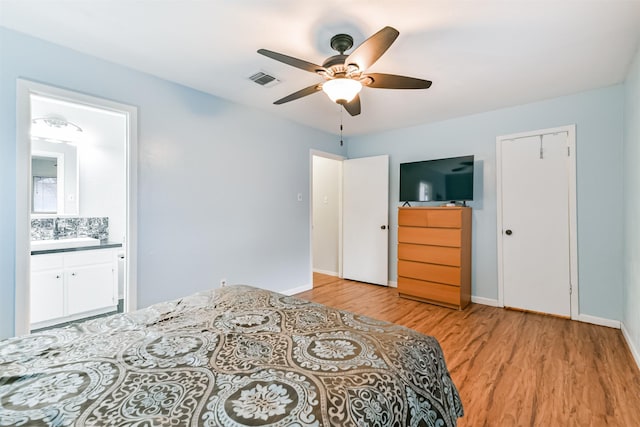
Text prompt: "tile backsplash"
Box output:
[[31, 217, 109, 241]]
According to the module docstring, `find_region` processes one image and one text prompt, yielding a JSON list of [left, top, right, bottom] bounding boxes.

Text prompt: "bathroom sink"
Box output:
[[31, 237, 100, 251]]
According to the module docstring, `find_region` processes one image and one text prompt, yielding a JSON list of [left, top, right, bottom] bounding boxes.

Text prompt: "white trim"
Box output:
[[15, 80, 138, 337], [495, 125, 578, 318], [621, 322, 640, 371], [310, 149, 345, 162], [566, 125, 579, 319], [495, 132, 504, 308], [471, 296, 500, 307], [313, 269, 339, 277], [338, 160, 343, 279], [576, 314, 620, 329], [126, 107, 138, 313], [15, 81, 31, 337], [281, 284, 313, 296], [388, 280, 397, 288]]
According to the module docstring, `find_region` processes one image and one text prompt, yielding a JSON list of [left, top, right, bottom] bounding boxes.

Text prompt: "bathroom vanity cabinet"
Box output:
[[30, 246, 119, 328]]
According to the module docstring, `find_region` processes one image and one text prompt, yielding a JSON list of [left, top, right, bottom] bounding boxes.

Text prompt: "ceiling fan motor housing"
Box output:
[[330, 34, 354, 54], [322, 55, 349, 75]]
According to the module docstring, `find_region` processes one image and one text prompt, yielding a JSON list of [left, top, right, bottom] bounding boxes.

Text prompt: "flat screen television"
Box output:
[[400, 155, 474, 202]]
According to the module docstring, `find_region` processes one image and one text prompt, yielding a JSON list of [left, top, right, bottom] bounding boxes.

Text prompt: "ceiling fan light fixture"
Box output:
[[31, 116, 83, 144], [322, 78, 362, 104]]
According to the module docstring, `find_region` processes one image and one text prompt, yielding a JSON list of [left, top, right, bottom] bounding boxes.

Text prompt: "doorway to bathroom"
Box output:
[[15, 80, 138, 336]]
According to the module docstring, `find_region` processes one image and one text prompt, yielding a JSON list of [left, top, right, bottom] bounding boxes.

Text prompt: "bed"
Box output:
[[0, 285, 463, 426]]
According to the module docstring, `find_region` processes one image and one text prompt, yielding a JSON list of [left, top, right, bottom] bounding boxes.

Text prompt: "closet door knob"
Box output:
[[380, 225, 387, 230], [505, 229, 513, 236]]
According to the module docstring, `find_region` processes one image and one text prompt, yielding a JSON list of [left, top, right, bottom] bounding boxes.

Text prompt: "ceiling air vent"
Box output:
[[249, 71, 280, 87]]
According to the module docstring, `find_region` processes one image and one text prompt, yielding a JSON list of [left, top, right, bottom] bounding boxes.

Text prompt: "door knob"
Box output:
[[380, 225, 387, 230], [505, 229, 513, 235]]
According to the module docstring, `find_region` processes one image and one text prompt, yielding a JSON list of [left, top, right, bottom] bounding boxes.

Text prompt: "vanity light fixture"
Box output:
[[31, 116, 83, 144]]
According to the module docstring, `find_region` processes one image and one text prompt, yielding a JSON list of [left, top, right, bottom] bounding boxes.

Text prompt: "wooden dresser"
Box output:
[[397, 207, 471, 310]]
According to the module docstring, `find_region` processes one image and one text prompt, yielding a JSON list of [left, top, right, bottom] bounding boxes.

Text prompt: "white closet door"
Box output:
[[342, 155, 389, 286], [501, 132, 571, 316]]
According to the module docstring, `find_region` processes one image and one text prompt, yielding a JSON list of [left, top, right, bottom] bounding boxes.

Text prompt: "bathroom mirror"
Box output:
[[31, 140, 79, 215]]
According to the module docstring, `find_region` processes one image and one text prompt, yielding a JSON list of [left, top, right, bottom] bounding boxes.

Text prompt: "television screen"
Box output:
[[400, 155, 474, 202]]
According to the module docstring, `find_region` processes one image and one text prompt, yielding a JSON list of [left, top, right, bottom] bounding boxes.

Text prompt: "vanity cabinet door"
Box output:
[[66, 263, 116, 316], [31, 249, 118, 327], [31, 270, 64, 324]]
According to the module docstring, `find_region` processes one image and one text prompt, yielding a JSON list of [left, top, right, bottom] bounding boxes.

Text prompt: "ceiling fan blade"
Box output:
[[342, 94, 361, 116], [365, 73, 432, 89], [258, 49, 327, 74], [273, 84, 322, 105], [345, 26, 399, 71]]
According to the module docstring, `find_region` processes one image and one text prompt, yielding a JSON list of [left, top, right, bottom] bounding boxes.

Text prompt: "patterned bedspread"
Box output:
[[0, 285, 463, 426]]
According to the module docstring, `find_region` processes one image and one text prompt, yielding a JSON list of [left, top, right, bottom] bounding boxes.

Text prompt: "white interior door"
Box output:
[[500, 132, 571, 316], [342, 155, 389, 286]]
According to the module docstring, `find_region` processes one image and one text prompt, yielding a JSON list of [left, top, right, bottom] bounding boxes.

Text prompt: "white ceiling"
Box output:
[[2, 0, 640, 136]]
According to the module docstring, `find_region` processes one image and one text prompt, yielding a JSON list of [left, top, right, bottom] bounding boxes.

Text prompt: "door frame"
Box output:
[[309, 149, 345, 285], [496, 124, 578, 319], [15, 79, 138, 336]]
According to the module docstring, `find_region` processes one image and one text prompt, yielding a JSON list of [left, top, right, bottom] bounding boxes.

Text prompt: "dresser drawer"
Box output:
[[398, 209, 429, 227], [398, 277, 461, 307], [426, 209, 462, 228], [398, 227, 461, 247], [398, 208, 462, 228], [398, 243, 461, 266], [398, 260, 461, 286]]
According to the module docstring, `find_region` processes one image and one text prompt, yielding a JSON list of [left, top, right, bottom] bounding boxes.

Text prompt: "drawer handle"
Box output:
[[56, 275, 60, 279], [380, 225, 387, 230], [71, 272, 76, 276], [505, 229, 513, 236]]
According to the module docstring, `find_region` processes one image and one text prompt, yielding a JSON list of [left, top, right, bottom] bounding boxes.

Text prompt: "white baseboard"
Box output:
[[576, 314, 621, 329], [388, 280, 397, 288], [621, 322, 640, 371], [312, 269, 338, 276], [281, 284, 312, 296], [471, 296, 500, 307]]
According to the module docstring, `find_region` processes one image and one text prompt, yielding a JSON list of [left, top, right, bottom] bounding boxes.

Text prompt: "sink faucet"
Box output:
[[53, 217, 60, 239]]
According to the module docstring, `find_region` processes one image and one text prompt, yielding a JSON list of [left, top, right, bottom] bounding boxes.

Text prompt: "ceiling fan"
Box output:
[[257, 26, 432, 116]]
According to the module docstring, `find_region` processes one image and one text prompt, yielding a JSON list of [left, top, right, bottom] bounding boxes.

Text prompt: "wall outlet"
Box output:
[[220, 278, 227, 287]]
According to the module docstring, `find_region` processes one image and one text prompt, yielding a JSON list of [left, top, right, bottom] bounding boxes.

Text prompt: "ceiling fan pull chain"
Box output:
[[340, 106, 344, 146], [539, 135, 543, 159]]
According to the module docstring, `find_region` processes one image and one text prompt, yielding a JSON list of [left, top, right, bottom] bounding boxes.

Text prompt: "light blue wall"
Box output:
[[0, 25, 630, 339], [347, 86, 625, 321], [623, 45, 640, 359], [0, 28, 345, 339]]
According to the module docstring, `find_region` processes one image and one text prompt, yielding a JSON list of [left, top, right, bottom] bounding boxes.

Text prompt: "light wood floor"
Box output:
[[297, 273, 640, 427]]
